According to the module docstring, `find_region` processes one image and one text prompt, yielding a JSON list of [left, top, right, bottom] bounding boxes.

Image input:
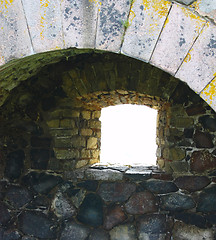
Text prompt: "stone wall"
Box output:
[[0, 53, 216, 238], [0, 164, 216, 239]]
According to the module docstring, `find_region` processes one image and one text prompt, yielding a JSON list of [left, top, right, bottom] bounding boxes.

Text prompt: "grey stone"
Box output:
[[172, 221, 214, 240], [125, 168, 152, 180], [52, 192, 76, 219], [174, 176, 210, 192], [77, 193, 103, 227], [22, 172, 62, 194], [61, 0, 98, 49], [137, 214, 168, 240], [141, 179, 178, 194], [160, 193, 196, 211], [110, 223, 137, 240], [22, 0, 63, 52], [125, 191, 158, 214], [5, 185, 33, 209], [85, 168, 123, 181], [96, 0, 131, 52], [0, 202, 11, 225], [88, 229, 109, 240], [175, 0, 196, 5], [19, 211, 57, 239], [0, 0, 33, 65], [60, 222, 90, 240], [197, 185, 216, 212], [103, 205, 127, 230], [98, 182, 136, 202]]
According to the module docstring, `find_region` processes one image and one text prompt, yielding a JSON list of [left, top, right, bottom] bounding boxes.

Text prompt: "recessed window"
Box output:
[[100, 104, 158, 166]]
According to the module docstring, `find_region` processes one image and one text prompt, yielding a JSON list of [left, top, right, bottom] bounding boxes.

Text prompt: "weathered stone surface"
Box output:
[[200, 77, 216, 112], [85, 169, 123, 181], [4, 150, 24, 180], [186, 104, 206, 116], [199, 115, 216, 131], [0, 0, 33, 65], [88, 229, 109, 240], [22, 0, 63, 52], [121, 0, 171, 62], [61, 0, 98, 49], [163, 147, 185, 161], [5, 186, 32, 209], [52, 192, 76, 219], [1, 229, 21, 240], [103, 205, 127, 230], [96, 0, 130, 52], [125, 168, 152, 180], [77, 193, 103, 227], [193, 131, 214, 148], [77, 180, 98, 191], [169, 161, 189, 173], [125, 191, 158, 214], [141, 179, 178, 194], [160, 193, 195, 211], [98, 182, 136, 202], [151, 3, 206, 74], [137, 214, 168, 239], [197, 185, 216, 212], [31, 137, 51, 148], [60, 221, 90, 240], [110, 223, 137, 240], [190, 150, 216, 173], [176, 0, 196, 5], [22, 172, 62, 194], [0, 201, 10, 225], [30, 149, 50, 170], [176, 23, 216, 93], [19, 211, 57, 239], [174, 176, 210, 192], [172, 221, 214, 240], [174, 212, 210, 229]]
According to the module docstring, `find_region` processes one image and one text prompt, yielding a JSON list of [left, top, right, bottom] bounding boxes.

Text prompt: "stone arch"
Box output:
[[0, 0, 216, 110]]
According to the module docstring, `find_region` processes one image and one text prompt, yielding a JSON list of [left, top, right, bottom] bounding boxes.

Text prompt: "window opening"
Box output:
[[100, 104, 158, 166]]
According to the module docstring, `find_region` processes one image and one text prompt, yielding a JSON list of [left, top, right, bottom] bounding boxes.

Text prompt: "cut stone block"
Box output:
[[96, 0, 131, 52], [22, 0, 63, 53], [151, 3, 206, 75], [200, 76, 216, 112], [121, 0, 171, 62], [176, 22, 216, 93], [0, 0, 33, 65], [61, 0, 98, 49]]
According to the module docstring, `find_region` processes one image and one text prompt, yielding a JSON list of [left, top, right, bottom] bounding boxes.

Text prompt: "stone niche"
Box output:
[[0, 52, 216, 239]]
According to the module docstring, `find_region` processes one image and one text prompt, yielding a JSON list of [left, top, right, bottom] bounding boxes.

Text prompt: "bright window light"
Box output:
[[100, 104, 157, 166]]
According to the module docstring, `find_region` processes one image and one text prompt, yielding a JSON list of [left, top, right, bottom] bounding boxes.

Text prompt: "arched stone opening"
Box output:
[[0, 52, 216, 239]]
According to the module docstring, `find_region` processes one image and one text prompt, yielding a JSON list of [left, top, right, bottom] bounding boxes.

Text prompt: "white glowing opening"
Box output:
[[100, 104, 158, 166]]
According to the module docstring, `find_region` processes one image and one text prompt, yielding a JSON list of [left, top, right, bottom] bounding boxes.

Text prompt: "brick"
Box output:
[[92, 111, 101, 119], [76, 160, 89, 169], [54, 137, 72, 148], [60, 119, 75, 128], [87, 137, 98, 149], [71, 137, 86, 148], [54, 149, 80, 159], [82, 111, 91, 120], [81, 129, 93, 136], [47, 120, 59, 128]]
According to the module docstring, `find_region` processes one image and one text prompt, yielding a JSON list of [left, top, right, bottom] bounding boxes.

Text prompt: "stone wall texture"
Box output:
[[0, 0, 216, 111], [0, 52, 215, 238]]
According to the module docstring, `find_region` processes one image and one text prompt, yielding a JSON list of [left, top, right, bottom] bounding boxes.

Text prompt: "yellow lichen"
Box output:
[[142, 0, 170, 18], [0, 0, 13, 15], [184, 52, 192, 63], [39, 0, 50, 40], [89, 0, 101, 12], [201, 77, 216, 107]]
